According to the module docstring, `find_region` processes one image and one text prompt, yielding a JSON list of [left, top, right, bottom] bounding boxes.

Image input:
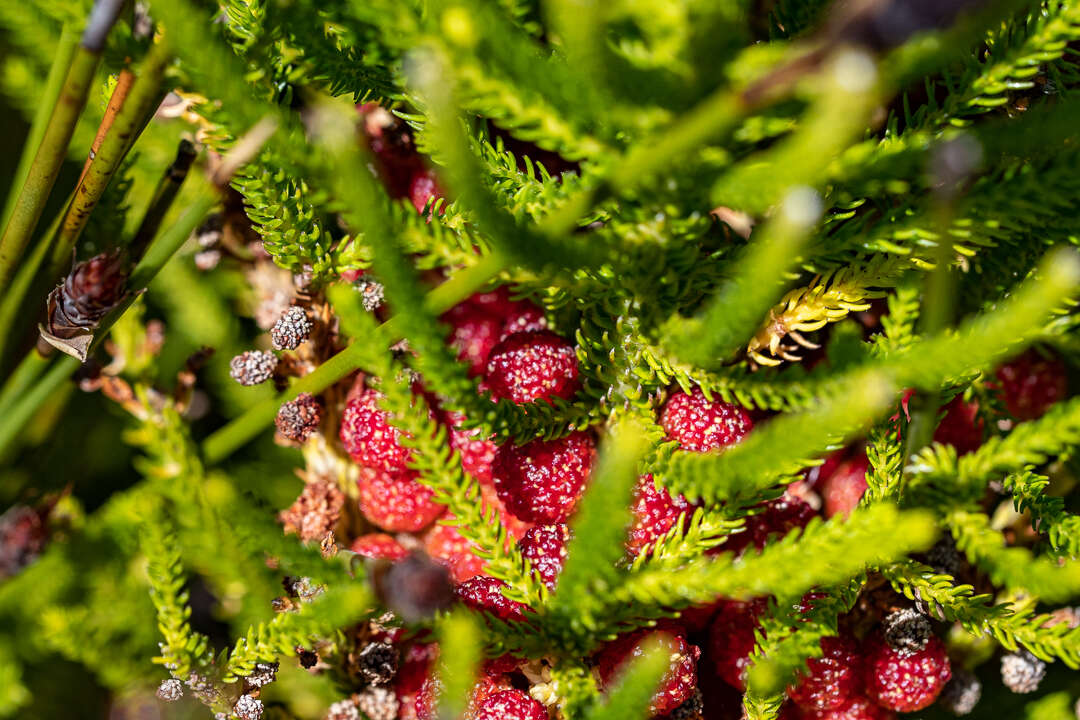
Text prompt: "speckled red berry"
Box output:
[[423, 520, 487, 583], [350, 533, 410, 560], [443, 303, 504, 376], [627, 475, 695, 556], [788, 635, 863, 711], [795, 696, 895, 720], [661, 389, 753, 452], [410, 169, 444, 215], [484, 331, 580, 404], [473, 690, 547, 720], [446, 411, 497, 485], [492, 431, 595, 523], [995, 351, 1067, 421], [357, 469, 444, 532], [821, 455, 869, 518], [501, 303, 547, 339], [596, 629, 701, 716], [340, 388, 412, 473], [709, 599, 767, 690], [518, 524, 569, 590], [455, 575, 530, 621], [933, 396, 983, 455], [722, 495, 816, 555], [863, 632, 951, 712]]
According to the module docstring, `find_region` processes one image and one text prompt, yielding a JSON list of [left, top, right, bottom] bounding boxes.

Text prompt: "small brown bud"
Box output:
[[230, 350, 278, 386], [274, 393, 322, 442], [271, 306, 312, 350], [156, 678, 184, 701]]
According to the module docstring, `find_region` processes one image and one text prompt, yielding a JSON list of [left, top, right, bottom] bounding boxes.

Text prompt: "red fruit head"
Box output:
[[350, 533, 409, 560], [473, 689, 548, 720], [821, 455, 869, 518], [709, 599, 767, 690], [626, 474, 695, 556], [484, 331, 580, 404], [423, 521, 487, 583], [660, 389, 753, 452], [492, 431, 595, 524], [787, 635, 864, 711], [517, 524, 570, 590], [595, 629, 701, 716], [455, 575, 530, 622], [995, 350, 1067, 421], [340, 388, 412, 473], [357, 469, 445, 532], [863, 632, 951, 712]]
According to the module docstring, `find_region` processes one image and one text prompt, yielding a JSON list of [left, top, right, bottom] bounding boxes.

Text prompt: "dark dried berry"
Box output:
[[278, 479, 344, 543], [230, 350, 278, 386], [881, 608, 931, 656], [156, 678, 183, 701], [357, 641, 399, 685], [0, 505, 48, 580], [938, 668, 981, 715], [271, 305, 312, 350], [1000, 649, 1045, 694], [662, 689, 704, 720], [234, 694, 264, 720], [298, 648, 319, 668], [275, 392, 322, 442]]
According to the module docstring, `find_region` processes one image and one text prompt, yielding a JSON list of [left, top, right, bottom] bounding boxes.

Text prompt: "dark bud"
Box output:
[[926, 531, 965, 578], [275, 393, 323, 443], [826, 0, 989, 52], [42, 250, 130, 361], [230, 350, 278, 386], [271, 306, 312, 350], [882, 608, 932, 655], [0, 505, 49, 580], [373, 551, 455, 623], [939, 668, 981, 715], [356, 641, 399, 685], [297, 647, 319, 669], [194, 213, 224, 248]]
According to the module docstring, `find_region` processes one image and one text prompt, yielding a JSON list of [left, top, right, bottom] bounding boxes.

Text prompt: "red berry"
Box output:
[[517, 524, 569, 590], [501, 303, 548, 339], [484, 331, 580, 404], [722, 495, 816, 555], [995, 351, 1067, 421], [447, 412, 497, 485], [863, 632, 951, 712], [660, 389, 753, 452], [709, 599, 767, 690], [397, 642, 438, 697], [596, 629, 701, 716], [627, 475, 695, 556], [415, 673, 442, 720], [473, 690, 547, 720], [455, 575, 530, 621], [788, 635, 863, 711], [423, 520, 487, 583], [358, 469, 445, 532], [340, 388, 412, 473], [492, 431, 595, 523], [410, 169, 444, 215], [933, 396, 983, 455], [796, 696, 895, 720], [821, 455, 869, 518], [479, 482, 533, 539], [442, 303, 504, 377], [350, 533, 410, 560]]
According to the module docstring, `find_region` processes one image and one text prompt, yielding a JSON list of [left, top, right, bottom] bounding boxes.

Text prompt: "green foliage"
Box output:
[[4, 0, 1080, 718]]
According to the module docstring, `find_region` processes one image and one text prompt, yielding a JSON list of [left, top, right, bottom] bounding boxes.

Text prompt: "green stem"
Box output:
[[128, 192, 217, 291], [129, 140, 198, 258], [49, 40, 174, 272], [0, 47, 101, 294], [0, 355, 80, 461], [200, 252, 506, 465], [0, 24, 79, 231], [0, 350, 50, 419]]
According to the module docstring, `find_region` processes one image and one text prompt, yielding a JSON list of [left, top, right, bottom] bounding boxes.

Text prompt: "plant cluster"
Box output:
[[1, 0, 1080, 719]]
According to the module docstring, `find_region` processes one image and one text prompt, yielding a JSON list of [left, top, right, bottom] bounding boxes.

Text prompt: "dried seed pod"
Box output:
[[939, 668, 981, 715], [230, 350, 278, 386], [275, 393, 323, 442], [156, 678, 184, 701], [234, 694, 264, 720], [1001, 650, 1046, 694], [271, 306, 312, 350], [882, 608, 932, 656], [357, 687, 399, 720], [356, 641, 399, 685]]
